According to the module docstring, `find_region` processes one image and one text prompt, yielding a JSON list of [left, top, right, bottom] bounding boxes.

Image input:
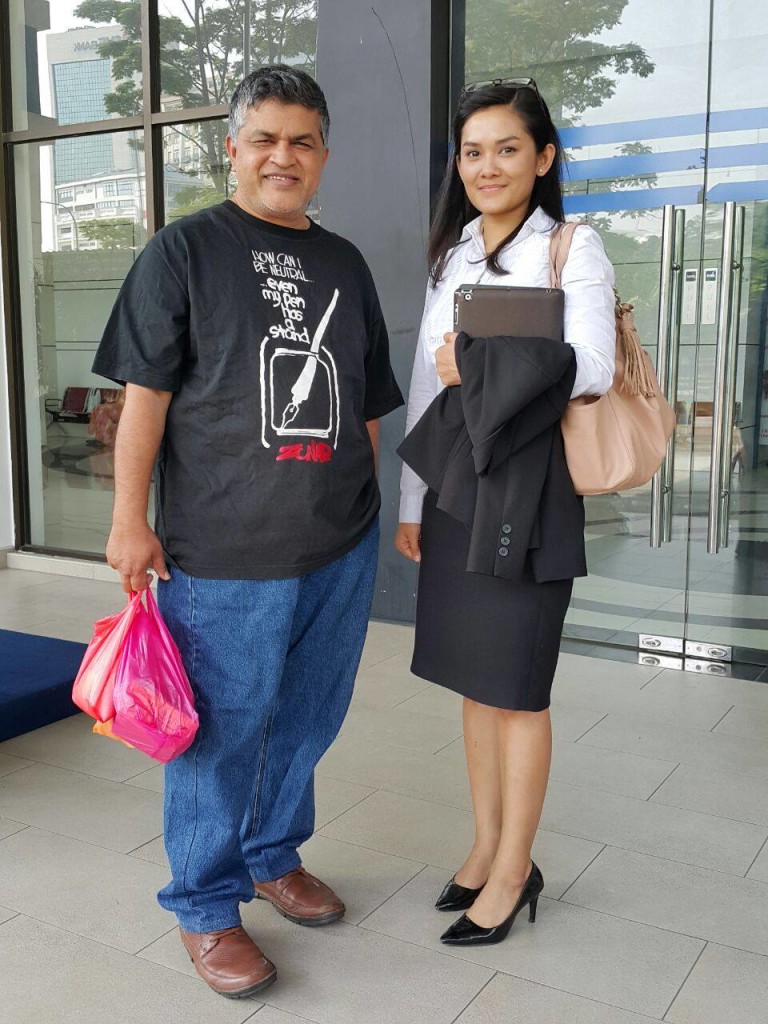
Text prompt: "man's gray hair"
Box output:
[[229, 65, 330, 146]]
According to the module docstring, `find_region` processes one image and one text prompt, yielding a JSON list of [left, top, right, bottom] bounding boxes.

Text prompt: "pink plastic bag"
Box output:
[[109, 588, 199, 763], [72, 595, 141, 722]]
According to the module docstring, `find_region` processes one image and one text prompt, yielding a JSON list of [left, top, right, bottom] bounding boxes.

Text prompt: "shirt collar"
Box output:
[[460, 206, 557, 257]]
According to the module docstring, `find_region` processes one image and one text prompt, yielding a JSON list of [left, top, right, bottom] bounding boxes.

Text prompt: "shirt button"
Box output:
[[501, 524, 512, 534], [498, 548, 509, 557], [500, 537, 510, 547]]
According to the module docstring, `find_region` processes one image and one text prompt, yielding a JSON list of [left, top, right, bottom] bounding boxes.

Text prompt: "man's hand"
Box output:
[[107, 521, 170, 594], [436, 332, 461, 386], [394, 523, 422, 563]]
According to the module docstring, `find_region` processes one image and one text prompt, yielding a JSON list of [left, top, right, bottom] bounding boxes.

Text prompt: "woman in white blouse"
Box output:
[[395, 80, 616, 947]]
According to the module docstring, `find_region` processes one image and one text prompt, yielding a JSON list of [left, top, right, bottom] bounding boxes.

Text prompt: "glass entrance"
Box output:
[[462, 0, 768, 671]]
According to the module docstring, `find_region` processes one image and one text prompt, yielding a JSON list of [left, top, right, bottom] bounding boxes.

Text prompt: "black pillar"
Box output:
[[316, 0, 450, 622]]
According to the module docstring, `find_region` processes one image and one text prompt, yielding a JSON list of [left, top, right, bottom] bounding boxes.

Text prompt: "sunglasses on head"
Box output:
[[460, 77, 542, 103]]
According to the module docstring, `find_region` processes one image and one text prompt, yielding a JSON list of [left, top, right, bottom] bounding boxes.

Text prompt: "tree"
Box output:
[[78, 217, 143, 250], [465, 0, 654, 124], [74, 1, 318, 192], [464, 3, 660, 325]]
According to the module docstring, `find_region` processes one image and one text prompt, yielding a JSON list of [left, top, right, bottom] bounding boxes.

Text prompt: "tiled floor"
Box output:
[[1, 565, 768, 1023]]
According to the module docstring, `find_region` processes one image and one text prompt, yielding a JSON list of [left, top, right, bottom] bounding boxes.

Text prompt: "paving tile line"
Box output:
[[553, 892, 713, 950], [0, 756, 35, 778], [708, 705, 737, 733], [537, 817, 768, 881], [355, 862, 431, 927], [310, 829, 431, 870], [744, 833, 768, 879], [643, 762, 681, 803], [389, 683, 445, 711], [571, 712, 610, 743], [0, 820, 170, 864], [650, 790, 768, 835], [660, 941, 709, 1022], [358, 646, 416, 673], [2, 909, 171, 959], [126, 832, 164, 857], [575, 715, 768, 776], [581, 733, 768, 794], [559, 879, 768, 957], [316, 765, 476, 816], [446, 970, 499, 1024], [3, 756, 165, 795], [311, 787, 381, 833], [556, 843, 608, 903], [431, 735, 465, 756], [133, 922, 179, 958], [0, 744, 160, 785], [247, 1005, 318, 1024], [0, 815, 27, 834]]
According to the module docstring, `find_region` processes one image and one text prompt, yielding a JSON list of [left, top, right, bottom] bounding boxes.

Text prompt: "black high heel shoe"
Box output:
[[434, 876, 485, 912], [440, 862, 543, 946]]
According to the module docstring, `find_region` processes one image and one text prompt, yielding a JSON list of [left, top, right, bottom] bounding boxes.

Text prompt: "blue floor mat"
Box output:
[[0, 630, 86, 742]]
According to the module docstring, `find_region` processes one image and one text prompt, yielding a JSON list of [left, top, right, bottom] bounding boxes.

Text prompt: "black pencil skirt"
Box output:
[[411, 490, 573, 712]]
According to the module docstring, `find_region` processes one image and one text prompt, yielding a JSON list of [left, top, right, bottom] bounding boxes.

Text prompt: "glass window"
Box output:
[[158, 1, 318, 112], [14, 131, 146, 553], [7, 0, 143, 131], [117, 180, 135, 194], [163, 119, 234, 220], [102, 181, 117, 196]]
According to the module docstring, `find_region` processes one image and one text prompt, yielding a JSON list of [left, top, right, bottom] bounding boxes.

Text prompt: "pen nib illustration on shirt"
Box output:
[[279, 288, 339, 431], [254, 249, 340, 461]]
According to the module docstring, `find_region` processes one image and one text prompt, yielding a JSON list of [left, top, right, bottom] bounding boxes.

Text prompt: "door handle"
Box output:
[[662, 209, 686, 542], [650, 206, 684, 547], [707, 202, 745, 554]]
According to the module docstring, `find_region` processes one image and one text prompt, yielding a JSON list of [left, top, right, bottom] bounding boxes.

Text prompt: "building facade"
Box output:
[[1, 0, 767, 678]]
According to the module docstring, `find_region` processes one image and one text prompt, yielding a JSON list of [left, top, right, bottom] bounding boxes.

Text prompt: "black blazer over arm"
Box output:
[[398, 332, 587, 583]]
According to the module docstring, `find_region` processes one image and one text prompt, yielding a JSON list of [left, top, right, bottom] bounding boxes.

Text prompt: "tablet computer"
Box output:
[[454, 284, 564, 343]]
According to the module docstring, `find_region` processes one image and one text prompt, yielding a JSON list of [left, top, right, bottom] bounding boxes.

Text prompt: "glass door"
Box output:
[[681, 2, 768, 669], [462, 0, 768, 672]]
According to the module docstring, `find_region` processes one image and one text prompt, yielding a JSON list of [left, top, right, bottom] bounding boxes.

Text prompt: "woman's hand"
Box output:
[[394, 523, 422, 563], [436, 332, 461, 386]]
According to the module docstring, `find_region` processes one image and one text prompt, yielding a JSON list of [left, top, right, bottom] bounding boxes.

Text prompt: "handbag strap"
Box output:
[[550, 222, 658, 398], [548, 221, 583, 289]]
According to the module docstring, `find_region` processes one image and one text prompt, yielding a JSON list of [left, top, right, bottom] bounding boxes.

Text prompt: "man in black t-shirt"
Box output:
[[94, 66, 403, 999]]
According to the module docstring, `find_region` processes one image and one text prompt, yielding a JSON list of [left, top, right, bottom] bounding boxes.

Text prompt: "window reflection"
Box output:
[[15, 133, 146, 552], [164, 120, 234, 221], [9, 0, 142, 131], [158, 1, 319, 112]]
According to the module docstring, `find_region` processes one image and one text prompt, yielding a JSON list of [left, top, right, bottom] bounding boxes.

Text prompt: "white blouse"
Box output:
[[399, 207, 617, 524]]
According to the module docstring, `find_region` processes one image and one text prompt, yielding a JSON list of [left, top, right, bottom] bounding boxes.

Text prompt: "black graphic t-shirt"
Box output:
[[93, 201, 404, 579]]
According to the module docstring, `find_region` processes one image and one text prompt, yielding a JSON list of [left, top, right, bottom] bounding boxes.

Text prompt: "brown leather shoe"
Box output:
[[179, 925, 276, 998], [254, 866, 345, 926]]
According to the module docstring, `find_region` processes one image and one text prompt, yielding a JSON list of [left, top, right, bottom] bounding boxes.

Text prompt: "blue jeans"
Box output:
[[156, 521, 379, 932]]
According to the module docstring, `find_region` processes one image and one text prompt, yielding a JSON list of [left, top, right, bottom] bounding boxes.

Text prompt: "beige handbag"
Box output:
[[549, 223, 676, 495]]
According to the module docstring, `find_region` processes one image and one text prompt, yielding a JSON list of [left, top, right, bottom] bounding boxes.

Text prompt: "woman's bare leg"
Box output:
[[453, 697, 503, 888], [466, 707, 552, 926]]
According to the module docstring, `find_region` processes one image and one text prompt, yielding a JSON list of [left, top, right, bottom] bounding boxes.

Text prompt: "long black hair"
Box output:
[[428, 83, 564, 286]]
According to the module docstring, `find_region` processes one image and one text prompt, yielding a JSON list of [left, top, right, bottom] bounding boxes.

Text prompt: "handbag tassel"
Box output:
[[617, 305, 655, 398]]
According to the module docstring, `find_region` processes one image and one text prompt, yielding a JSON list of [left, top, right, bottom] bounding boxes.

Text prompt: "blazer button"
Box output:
[[501, 524, 512, 534], [500, 537, 510, 547], [498, 548, 509, 557]]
